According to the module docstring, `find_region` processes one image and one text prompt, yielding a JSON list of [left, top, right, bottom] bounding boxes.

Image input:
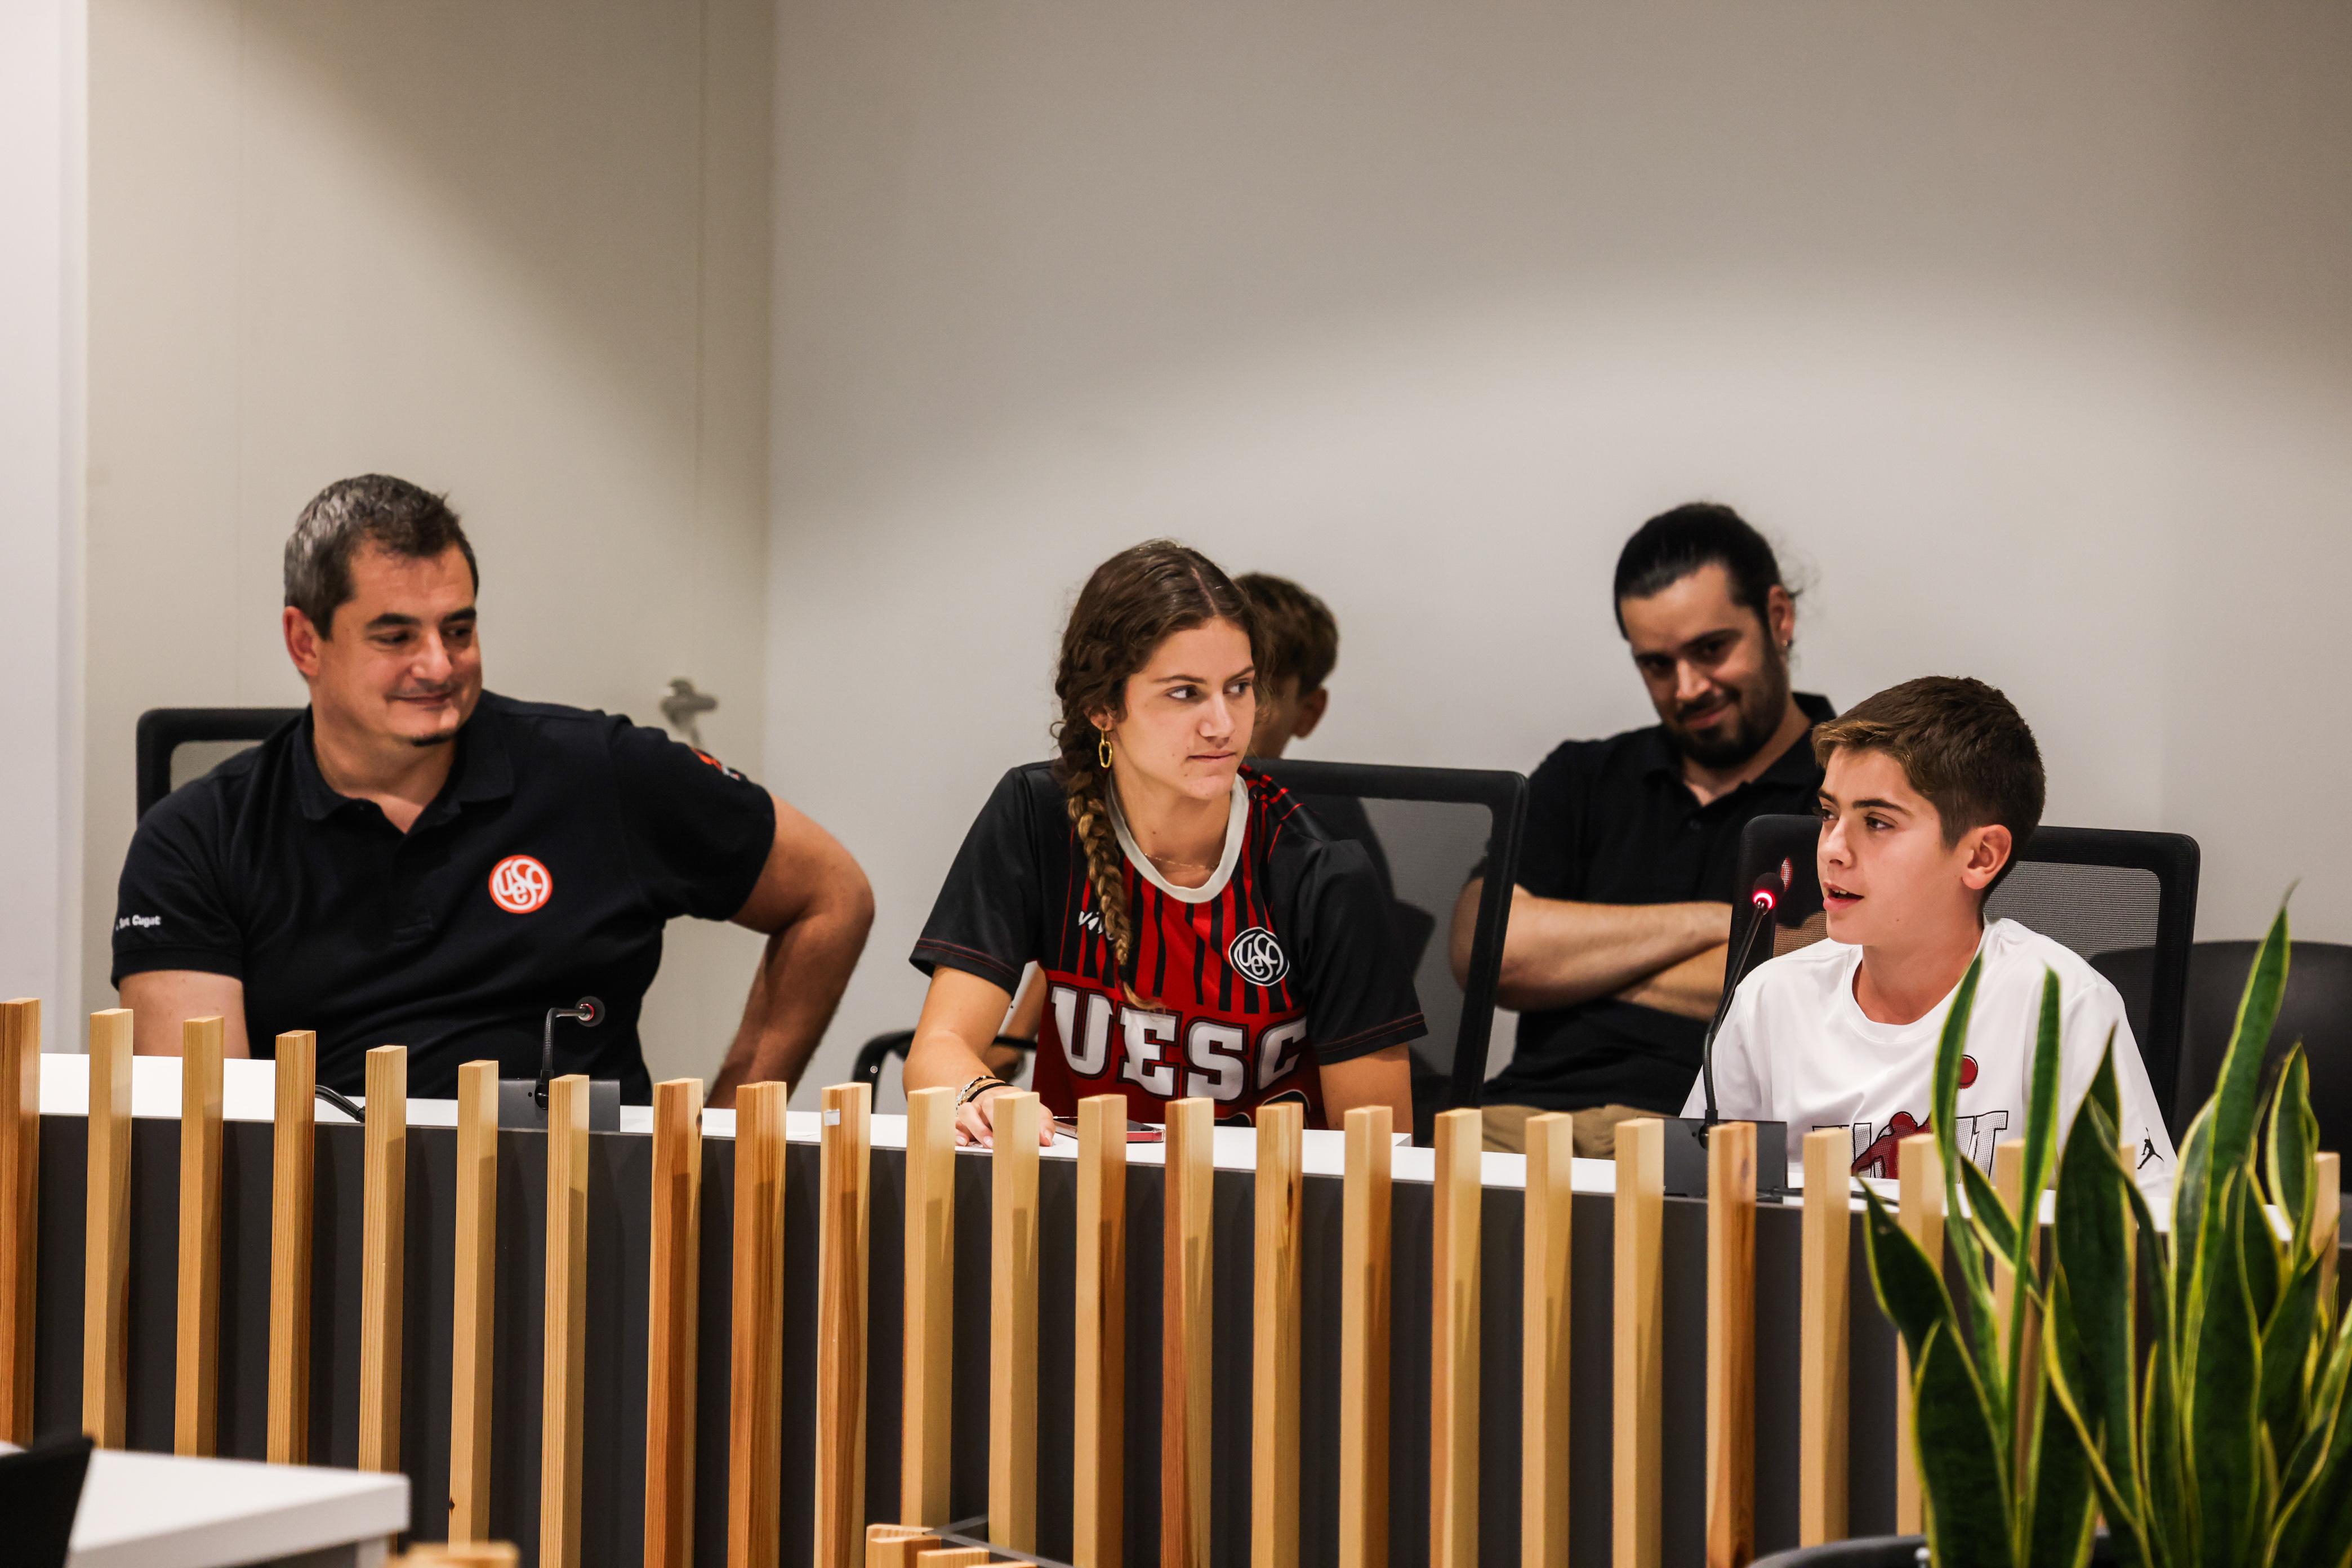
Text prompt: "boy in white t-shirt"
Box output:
[[1682, 676, 2175, 1199]]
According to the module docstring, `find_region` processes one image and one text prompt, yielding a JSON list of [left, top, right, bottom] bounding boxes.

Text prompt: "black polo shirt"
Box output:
[[1483, 693, 1835, 1114], [110, 692, 777, 1099]]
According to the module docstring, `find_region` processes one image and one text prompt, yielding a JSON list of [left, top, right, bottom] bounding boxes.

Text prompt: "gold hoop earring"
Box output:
[[1097, 727, 1114, 768]]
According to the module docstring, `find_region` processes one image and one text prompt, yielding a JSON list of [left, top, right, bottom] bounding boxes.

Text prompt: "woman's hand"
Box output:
[[956, 1082, 1060, 1148]]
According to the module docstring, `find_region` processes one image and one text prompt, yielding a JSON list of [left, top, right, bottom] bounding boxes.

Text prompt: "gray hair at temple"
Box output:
[[283, 474, 478, 635]]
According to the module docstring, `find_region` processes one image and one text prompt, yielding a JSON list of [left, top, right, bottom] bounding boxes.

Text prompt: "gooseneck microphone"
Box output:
[[1699, 863, 1789, 1128], [536, 995, 604, 1108]]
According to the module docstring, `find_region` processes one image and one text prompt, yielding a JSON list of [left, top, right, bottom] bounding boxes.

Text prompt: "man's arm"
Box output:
[[709, 794, 875, 1106], [1450, 878, 1732, 1012], [120, 971, 252, 1057]]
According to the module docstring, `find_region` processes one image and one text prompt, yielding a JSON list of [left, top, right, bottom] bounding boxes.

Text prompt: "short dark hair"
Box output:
[[1236, 573, 1339, 695], [1611, 502, 1789, 635], [1812, 676, 2046, 890], [284, 475, 478, 635]]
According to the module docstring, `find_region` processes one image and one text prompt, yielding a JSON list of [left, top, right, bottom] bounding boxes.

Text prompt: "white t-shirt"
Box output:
[[1682, 918, 2175, 1201]]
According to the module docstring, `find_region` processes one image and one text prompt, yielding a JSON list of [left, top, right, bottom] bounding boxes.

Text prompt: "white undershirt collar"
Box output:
[[1106, 775, 1249, 903]]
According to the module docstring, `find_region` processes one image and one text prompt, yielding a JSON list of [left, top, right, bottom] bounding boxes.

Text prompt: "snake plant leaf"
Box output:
[[2138, 1340, 2184, 1568], [1962, 1153, 2022, 1273], [2275, 1316, 2352, 1520], [1916, 1320, 2018, 1568], [1860, 1182, 1954, 1366], [2041, 1277, 2155, 1568], [2267, 1362, 2352, 1568], [2242, 1170, 2286, 1328], [2172, 1104, 2213, 1327], [2260, 1258, 2323, 1475], [2206, 905, 2292, 1228], [2053, 1092, 2141, 1518], [2264, 1047, 2318, 1255], [1935, 957, 2004, 1389], [2086, 1030, 2122, 1135], [2189, 1173, 2265, 1568], [2016, 969, 2065, 1270], [2020, 1363, 2100, 1568]]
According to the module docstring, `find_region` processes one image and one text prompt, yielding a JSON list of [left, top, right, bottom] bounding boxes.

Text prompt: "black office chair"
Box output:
[[1732, 814, 2201, 1137], [136, 706, 303, 818], [1258, 761, 1527, 1141], [856, 761, 1528, 1144], [2096, 939, 2352, 1152]]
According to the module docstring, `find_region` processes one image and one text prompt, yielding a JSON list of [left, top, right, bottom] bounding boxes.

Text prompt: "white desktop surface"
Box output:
[[66, 1449, 407, 1568]]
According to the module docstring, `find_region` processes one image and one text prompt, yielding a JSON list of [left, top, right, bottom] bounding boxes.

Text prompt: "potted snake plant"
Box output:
[[1757, 905, 2351, 1568]]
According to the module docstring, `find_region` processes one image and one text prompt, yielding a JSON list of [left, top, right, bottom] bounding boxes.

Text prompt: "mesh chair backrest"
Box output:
[[1984, 863, 2163, 968], [136, 707, 304, 818], [1259, 761, 1527, 1116]]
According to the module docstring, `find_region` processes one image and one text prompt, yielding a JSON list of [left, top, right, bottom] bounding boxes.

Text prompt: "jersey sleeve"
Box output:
[[910, 768, 1043, 994], [110, 792, 245, 985], [607, 720, 778, 921], [1294, 837, 1427, 1065]]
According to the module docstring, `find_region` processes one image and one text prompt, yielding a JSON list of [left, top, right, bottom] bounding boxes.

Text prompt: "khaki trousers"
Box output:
[[1479, 1101, 1655, 1159]]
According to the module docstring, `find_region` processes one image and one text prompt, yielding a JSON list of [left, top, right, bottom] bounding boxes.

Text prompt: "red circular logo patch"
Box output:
[[488, 854, 552, 914], [1958, 1054, 1979, 1089]]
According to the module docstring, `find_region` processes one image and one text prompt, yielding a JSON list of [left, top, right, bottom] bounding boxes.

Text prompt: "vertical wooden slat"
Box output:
[[728, 1081, 789, 1568], [1338, 1104, 1392, 1568], [1252, 1101, 1304, 1568], [1161, 1097, 1214, 1568], [645, 1078, 705, 1568], [0, 997, 39, 1445], [1894, 1133, 1943, 1537], [1521, 1111, 1573, 1568], [1431, 1107, 1481, 1568], [990, 1091, 1043, 1553], [1074, 1094, 1128, 1568], [175, 1015, 226, 1456], [541, 1074, 591, 1568], [1797, 1129, 1850, 1547], [2315, 1151, 2341, 1307], [83, 1008, 133, 1448], [1613, 1116, 1663, 1568], [1705, 1121, 1757, 1568], [902, 1085, 957, 1528], [449, 1061, 500, 1543], [865, 1524, 942, 1566], [817, 1082, 874, 1568], [268, 1030, 317, 1464], [358, 1045, 408, 1473]]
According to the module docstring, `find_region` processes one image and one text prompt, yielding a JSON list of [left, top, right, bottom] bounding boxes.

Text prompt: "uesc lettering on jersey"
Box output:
[[1045, 981, 1309, 1105]]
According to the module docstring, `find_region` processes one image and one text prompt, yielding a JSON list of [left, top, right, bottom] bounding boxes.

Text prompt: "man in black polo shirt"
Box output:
[[112, 474, 874, 1103], [1458, 504, 1832, 1156]]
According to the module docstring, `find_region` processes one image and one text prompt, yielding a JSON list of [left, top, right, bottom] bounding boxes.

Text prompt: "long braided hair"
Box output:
[[1054, 541, 1256, 977]]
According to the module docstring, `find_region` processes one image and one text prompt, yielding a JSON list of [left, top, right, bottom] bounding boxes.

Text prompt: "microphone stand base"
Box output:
[[498, 1076, 622, 1132], [1659, 1117, 1789, 1200]]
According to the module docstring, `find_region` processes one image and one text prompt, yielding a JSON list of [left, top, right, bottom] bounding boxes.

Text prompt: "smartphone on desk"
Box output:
[[1053, 1119, 1164, 1144]]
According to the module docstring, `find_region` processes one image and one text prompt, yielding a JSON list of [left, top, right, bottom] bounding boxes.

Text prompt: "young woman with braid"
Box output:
[[905, 541, 1423, 1146]]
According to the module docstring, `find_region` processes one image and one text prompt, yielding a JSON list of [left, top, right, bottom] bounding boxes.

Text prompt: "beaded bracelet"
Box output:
[[957, 1073, 1010, 1108]]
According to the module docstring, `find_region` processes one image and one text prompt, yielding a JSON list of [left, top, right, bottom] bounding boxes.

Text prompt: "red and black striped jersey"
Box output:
[[912, 762, 1425, 1128]]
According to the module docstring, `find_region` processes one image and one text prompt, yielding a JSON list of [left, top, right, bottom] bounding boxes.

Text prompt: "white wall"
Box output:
[[768, 0, 2352, 1099], [84, 0, 775, 1080], [0, 0, 86, 1022]]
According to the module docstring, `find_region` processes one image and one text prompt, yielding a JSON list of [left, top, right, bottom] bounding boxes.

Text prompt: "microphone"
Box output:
[[536, 995, 605, 1108], [1699, 867, 1789, 1128]]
